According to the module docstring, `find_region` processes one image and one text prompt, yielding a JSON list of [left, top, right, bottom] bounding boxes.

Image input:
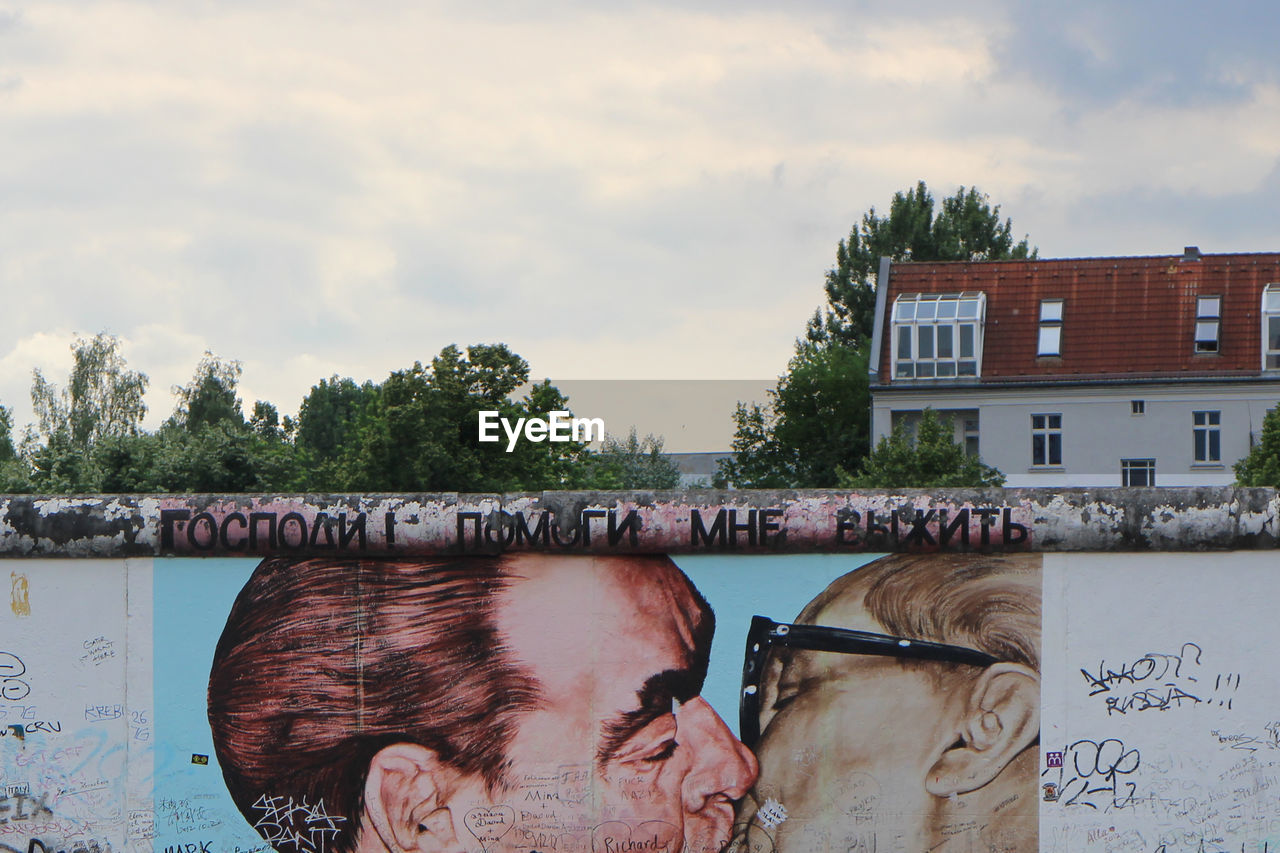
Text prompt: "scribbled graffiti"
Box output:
[[0, 653, 30, 701], [250, 796, 344, 853]]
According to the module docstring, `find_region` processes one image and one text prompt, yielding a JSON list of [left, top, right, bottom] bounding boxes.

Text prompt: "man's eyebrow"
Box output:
[[596, 668, 703, 764]]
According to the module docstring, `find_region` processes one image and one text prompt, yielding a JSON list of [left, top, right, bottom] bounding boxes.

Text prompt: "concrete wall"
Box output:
[[2, 492, 1279, 853]]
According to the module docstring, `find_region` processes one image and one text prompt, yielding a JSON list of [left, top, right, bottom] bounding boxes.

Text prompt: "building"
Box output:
[[869, 248, 1280, 487]]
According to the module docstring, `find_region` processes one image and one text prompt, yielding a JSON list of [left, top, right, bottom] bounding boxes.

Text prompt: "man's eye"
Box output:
[[641, 739, 679, 764]]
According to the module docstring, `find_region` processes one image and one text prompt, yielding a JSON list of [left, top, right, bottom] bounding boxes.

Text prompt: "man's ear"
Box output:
[[362, 743, 461, 853], [925, 662, 1040, 797]]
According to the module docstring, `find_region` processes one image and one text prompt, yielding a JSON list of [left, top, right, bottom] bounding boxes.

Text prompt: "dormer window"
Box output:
[[892, 293, 985, 379], [1195, 296, 1221, 353], [1038, 300, 1063, 356], [1265, 284, 1280, 369]]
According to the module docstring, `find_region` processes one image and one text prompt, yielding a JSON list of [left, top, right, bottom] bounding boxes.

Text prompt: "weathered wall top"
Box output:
[[0, 488, 1273, 557]]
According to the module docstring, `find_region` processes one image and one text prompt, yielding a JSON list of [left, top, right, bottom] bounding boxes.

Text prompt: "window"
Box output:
[[1122, 459, 1156, 487], [1265, 284, 1280, 369], [1131, 400, 1145, 415], [1195, 296, 1221, 353], [1031, 413, 1062, 466], [1193, 410, 1221, 463], [892, 293, 985, 379], [962, 416, 980, 457], [1038, 299, 1064, 356]]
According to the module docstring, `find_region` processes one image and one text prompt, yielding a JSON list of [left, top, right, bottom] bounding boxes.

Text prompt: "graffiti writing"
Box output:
[[0, 653, 30, 701], [0, 793, 54, 824], [1079, 643, 1241, 715], [78, 639, 114, 667], [1044, 738, 1142, 810], [0, 840, 111, 853], [251, 795, 345, 853]]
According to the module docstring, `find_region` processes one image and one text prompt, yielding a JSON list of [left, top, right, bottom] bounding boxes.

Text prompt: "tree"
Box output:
[[27, 334, 149, 491], [1234, 407, 1280, 486], [840, 408, 1004, 488], [579, 429, 681, 490], [718, 342, 869, 488], [815, 181, 1036, 347], [727, 182, 1035, 488], [31, 333, 149, 449], [168, 352, 245, 431]]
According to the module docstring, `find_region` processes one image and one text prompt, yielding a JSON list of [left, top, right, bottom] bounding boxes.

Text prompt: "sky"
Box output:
[[1, 0, 1278, 442]]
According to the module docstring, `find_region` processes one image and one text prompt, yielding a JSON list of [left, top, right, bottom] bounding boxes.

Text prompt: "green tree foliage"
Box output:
[[27, 334, 149, 491], [815, 181, 1036, 346], [31, 334, 149, 449], [578, 429, 681, 490], [727, 182, 1035, 488], [718, 343, 869, 488], [840, 408, 1005, 488], [1234, 407, 1280, 486]]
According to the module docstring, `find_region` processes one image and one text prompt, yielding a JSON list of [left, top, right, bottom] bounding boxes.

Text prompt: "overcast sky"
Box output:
[[2, 1, 1277, 439]]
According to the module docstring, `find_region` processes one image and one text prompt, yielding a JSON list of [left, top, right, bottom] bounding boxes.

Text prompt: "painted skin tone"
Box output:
[[736, 572, 1039, 853], [358, 555, 758, 853]]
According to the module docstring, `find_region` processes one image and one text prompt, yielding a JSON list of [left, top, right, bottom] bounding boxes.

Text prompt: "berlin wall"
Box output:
[[2, 489, 1279, 853]]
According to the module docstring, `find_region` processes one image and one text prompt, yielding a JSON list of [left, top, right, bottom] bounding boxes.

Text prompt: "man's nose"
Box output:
[[678, 696, 760, 811]]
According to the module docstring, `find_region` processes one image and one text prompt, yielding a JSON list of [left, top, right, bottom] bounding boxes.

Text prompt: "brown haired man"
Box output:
[[209, 553, 756, 853], [735, 553, 1041, 853]]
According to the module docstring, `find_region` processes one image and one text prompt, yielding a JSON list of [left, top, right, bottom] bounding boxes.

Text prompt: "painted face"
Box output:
[[736, 588, 962, 853], [437, 555, 758, 853]]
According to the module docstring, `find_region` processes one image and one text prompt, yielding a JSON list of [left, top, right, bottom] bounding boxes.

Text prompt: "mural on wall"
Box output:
[[3, 548, 1280, 853]]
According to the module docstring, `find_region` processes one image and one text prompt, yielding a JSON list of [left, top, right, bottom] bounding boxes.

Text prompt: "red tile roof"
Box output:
[[877, 252, 1280, 385]]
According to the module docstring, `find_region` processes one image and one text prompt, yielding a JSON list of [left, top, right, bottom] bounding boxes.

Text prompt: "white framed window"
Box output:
[[1193, 410, 1221, 463], [1038, 299, 1064, 356], [1131, 400, 1145, 415], [1031, 413, 1062, 467], [892, 293, 985, 379], [1195, 296, 1221, 353], [1122, 459, 1156, 487], [1264, 284, 1280, 369]]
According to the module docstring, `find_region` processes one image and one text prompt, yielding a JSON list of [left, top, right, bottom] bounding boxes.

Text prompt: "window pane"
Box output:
[[1195, 430, 1206, 461], [896, 362, 915, 378], [1195, 320, 1219, 342], [1194, 411, 1206, 426], [916, 300, 937, 320], [917, 362, 935, 378], [918, 326, 934, 358], [895, 300, 916, 320], [1197, 296, 1220, 318], [937, 325, 954, 357], [1266, 286, 1280, 311], [1049, 434, 1062, 465], [1039, 325, 1061, 356], [1048, 414, 1061, 429], [957, 299, 980, 318], [958, 361, 977, 376], [897, 326, 912, 359], [937, 362, 956, 377], [1032, 434, 1045, 465], [1040, 300, 1064, 322], [1270, 317, 1280, 351], [1209, 431, 1220, 461], [1032, 414, 1045, 429], [1209, 411, 1220, 425], [937, 299, 957, 319], [959, 325, 975, 357]]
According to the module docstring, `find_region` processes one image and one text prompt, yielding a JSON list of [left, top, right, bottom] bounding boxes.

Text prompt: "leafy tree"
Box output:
[[815, 181, 1036, 347], [1234, 407, 1280, 486], [839, 408, 1004, 488], [31, 333, 149, 450], [727, 182, 1035, 488], [718, 343, 869, 488], [168, 352, 245, 431], [579, 429, 681, 490]]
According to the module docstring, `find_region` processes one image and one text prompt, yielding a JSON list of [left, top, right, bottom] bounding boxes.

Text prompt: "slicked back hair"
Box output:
[[801, 553, 1041, 674], [208, 557, 540, 853]]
